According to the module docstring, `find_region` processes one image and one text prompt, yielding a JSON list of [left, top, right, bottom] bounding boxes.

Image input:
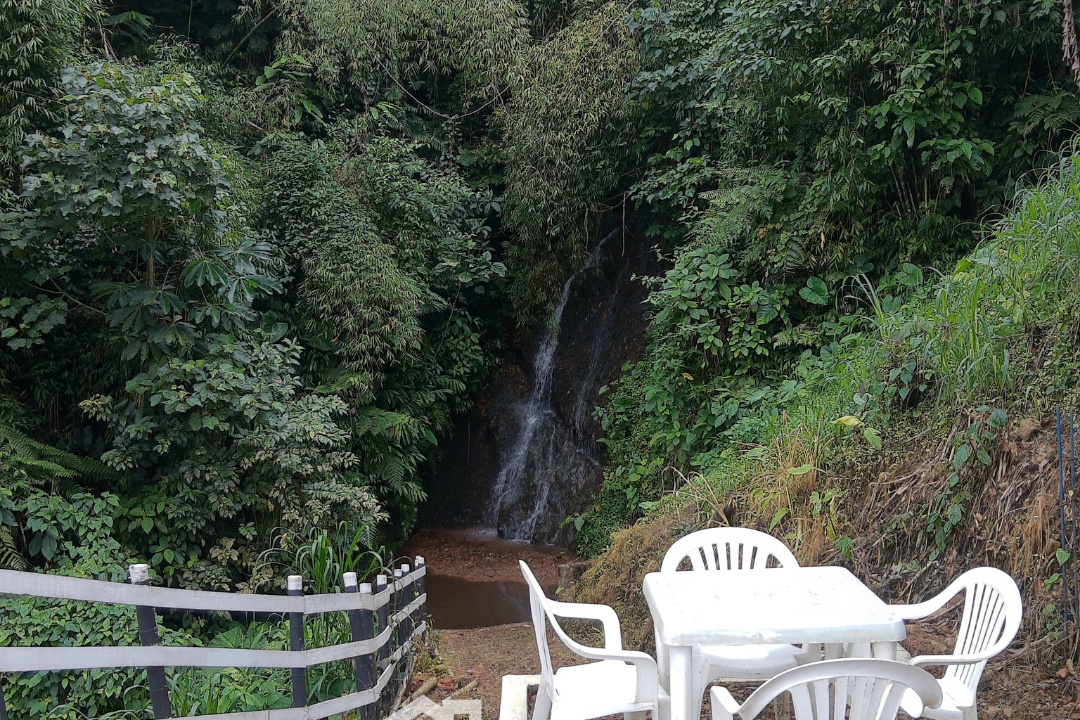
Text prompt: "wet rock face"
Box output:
[[421, 219, 656, 545]]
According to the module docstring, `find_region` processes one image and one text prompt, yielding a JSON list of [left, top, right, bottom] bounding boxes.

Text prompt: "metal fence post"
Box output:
[[400, 564, 413, 647], [129, 564, 172, 719], [414, 556, 426, 631], [0, 677, 8, 720], [344, 572, 377, 720], [375, 573, 389, 716], [391, 568, 405, 701], [1060, 409, 1071, 646], [287, 575, 306, 708]]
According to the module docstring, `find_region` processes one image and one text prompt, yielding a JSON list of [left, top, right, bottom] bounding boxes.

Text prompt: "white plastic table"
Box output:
[[643, 566, 906, 720]]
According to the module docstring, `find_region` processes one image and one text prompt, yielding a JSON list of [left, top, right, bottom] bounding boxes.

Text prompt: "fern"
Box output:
[[0, 526, 26, 570], [0, 423, 119, 487]]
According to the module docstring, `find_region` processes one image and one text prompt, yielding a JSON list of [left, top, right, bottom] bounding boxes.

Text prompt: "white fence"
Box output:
[[0, 558, 428, 720]]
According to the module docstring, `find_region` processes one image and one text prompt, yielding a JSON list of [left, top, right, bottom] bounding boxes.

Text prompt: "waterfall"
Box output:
[[487, 230, 618, 539]]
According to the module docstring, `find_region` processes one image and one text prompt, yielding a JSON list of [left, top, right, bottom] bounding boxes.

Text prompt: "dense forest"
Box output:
[[3, 0, 1080, 713]]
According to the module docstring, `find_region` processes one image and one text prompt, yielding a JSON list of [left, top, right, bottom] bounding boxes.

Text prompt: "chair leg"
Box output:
[[691, 665, 709, 720], [533, 686, 553, 720]]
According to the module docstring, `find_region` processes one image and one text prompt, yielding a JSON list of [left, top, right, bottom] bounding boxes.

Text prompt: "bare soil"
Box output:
[[403, 526, 571, 585]]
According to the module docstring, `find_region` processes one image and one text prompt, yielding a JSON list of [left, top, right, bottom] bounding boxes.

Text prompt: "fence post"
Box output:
[[129, 564, 172, 719], [400, 564, 413, 648], [0, 677, 8, 720], [1060, 409, 1071, 645], [287, 575, 306, 708], [414, 555, 426, 631], [375, 573, 388, 716], [344, 572, 377, 720]]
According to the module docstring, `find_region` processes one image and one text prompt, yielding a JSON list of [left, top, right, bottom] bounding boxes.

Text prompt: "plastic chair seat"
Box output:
[[551, 661, 668, 720], [900, 678, 969, 720], [695, 642, 801, 678]]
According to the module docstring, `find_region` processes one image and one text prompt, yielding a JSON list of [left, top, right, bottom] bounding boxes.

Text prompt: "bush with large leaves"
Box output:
[[1, 62, 381, 586], [260, 128, 503, 545]]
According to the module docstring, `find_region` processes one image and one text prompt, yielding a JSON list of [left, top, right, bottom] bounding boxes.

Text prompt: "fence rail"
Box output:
[[0, 557, 428, 720]]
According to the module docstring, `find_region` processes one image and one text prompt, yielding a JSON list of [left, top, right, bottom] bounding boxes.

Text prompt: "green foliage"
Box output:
[[583, 138, 1080, 557], [82, 333, 382, 585], [0, 483, 166, 718], [500, 3, 640, 321], [879, 141, 1080, 405], [260, 130, 503, 545], [169, 624, 292, 715], [0, 0, 93, 177], [277, 0, 528, 108], [5, 63, 282, 362], [630, 0, 1078, 269]]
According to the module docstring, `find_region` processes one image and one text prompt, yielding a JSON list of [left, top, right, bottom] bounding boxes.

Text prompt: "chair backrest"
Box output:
[[661, 527, 798, 572], [520, 561, 557, 699], [731, 658, 942, 720], [939, 567, 1022, 699]]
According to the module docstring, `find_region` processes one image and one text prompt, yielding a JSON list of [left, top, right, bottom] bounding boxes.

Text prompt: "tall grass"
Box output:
[[698, 140, 1080, 492], [891, 143, 1080, 405]]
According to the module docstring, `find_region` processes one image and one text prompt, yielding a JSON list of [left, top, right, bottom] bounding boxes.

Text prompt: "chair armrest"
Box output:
[[709, 686, 741, 720], [890, 584, 960, 621], [547, 598, 623, 650], [548, 616, 658, 701], [910, 651, 995, 668], [571, 645, 659, 700]]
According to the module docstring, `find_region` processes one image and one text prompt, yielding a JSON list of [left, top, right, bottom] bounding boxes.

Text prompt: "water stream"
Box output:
[[487, 231, 618, 541]]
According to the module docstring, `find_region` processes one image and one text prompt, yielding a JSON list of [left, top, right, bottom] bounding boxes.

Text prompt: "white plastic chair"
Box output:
[[890, 567, 1022, 720], [709, 658, 943, 720], [520, 561, 668, 720], [659, 528, 803, 717]]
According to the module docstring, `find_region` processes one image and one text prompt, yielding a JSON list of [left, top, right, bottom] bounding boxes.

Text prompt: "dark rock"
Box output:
[[420, 216, 656, 545]]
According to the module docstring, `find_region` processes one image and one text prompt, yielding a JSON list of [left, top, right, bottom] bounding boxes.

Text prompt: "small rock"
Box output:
[[1018, 418, 1042, 440], [437, 678, 457, 691], [1058, 667, 1070, 679]]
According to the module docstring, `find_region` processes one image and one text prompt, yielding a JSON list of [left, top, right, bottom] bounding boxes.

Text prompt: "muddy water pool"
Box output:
[[402, 526, 568, 630]]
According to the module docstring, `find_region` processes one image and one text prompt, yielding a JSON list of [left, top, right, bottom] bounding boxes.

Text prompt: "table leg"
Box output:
[[656, 630, 670, 690], [668, 645, 692, 720], [871, 641, 897, 660], [845, 642, 871, 658]]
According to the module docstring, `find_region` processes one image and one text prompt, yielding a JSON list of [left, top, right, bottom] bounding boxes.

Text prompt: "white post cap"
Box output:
[[343, 572, 358, 588], [128, 564, 150, 584], [287, 575, 303, 591]]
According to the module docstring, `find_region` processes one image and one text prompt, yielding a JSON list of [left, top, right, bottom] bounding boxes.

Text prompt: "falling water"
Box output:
[[487, 230, 618, 539]]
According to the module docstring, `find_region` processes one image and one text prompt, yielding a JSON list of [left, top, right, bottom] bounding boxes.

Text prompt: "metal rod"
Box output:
[[1059, 408, 1070, 648], [375, 573, 389, 717], [414, 556, 426, 638], [287, 575, 307, 708], [0, 677, 8, 720], [391, 568, 405, 703], [1071, 412, 1079, 650], [129, 564, 172, 719], [344, 571, 377, 720]]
